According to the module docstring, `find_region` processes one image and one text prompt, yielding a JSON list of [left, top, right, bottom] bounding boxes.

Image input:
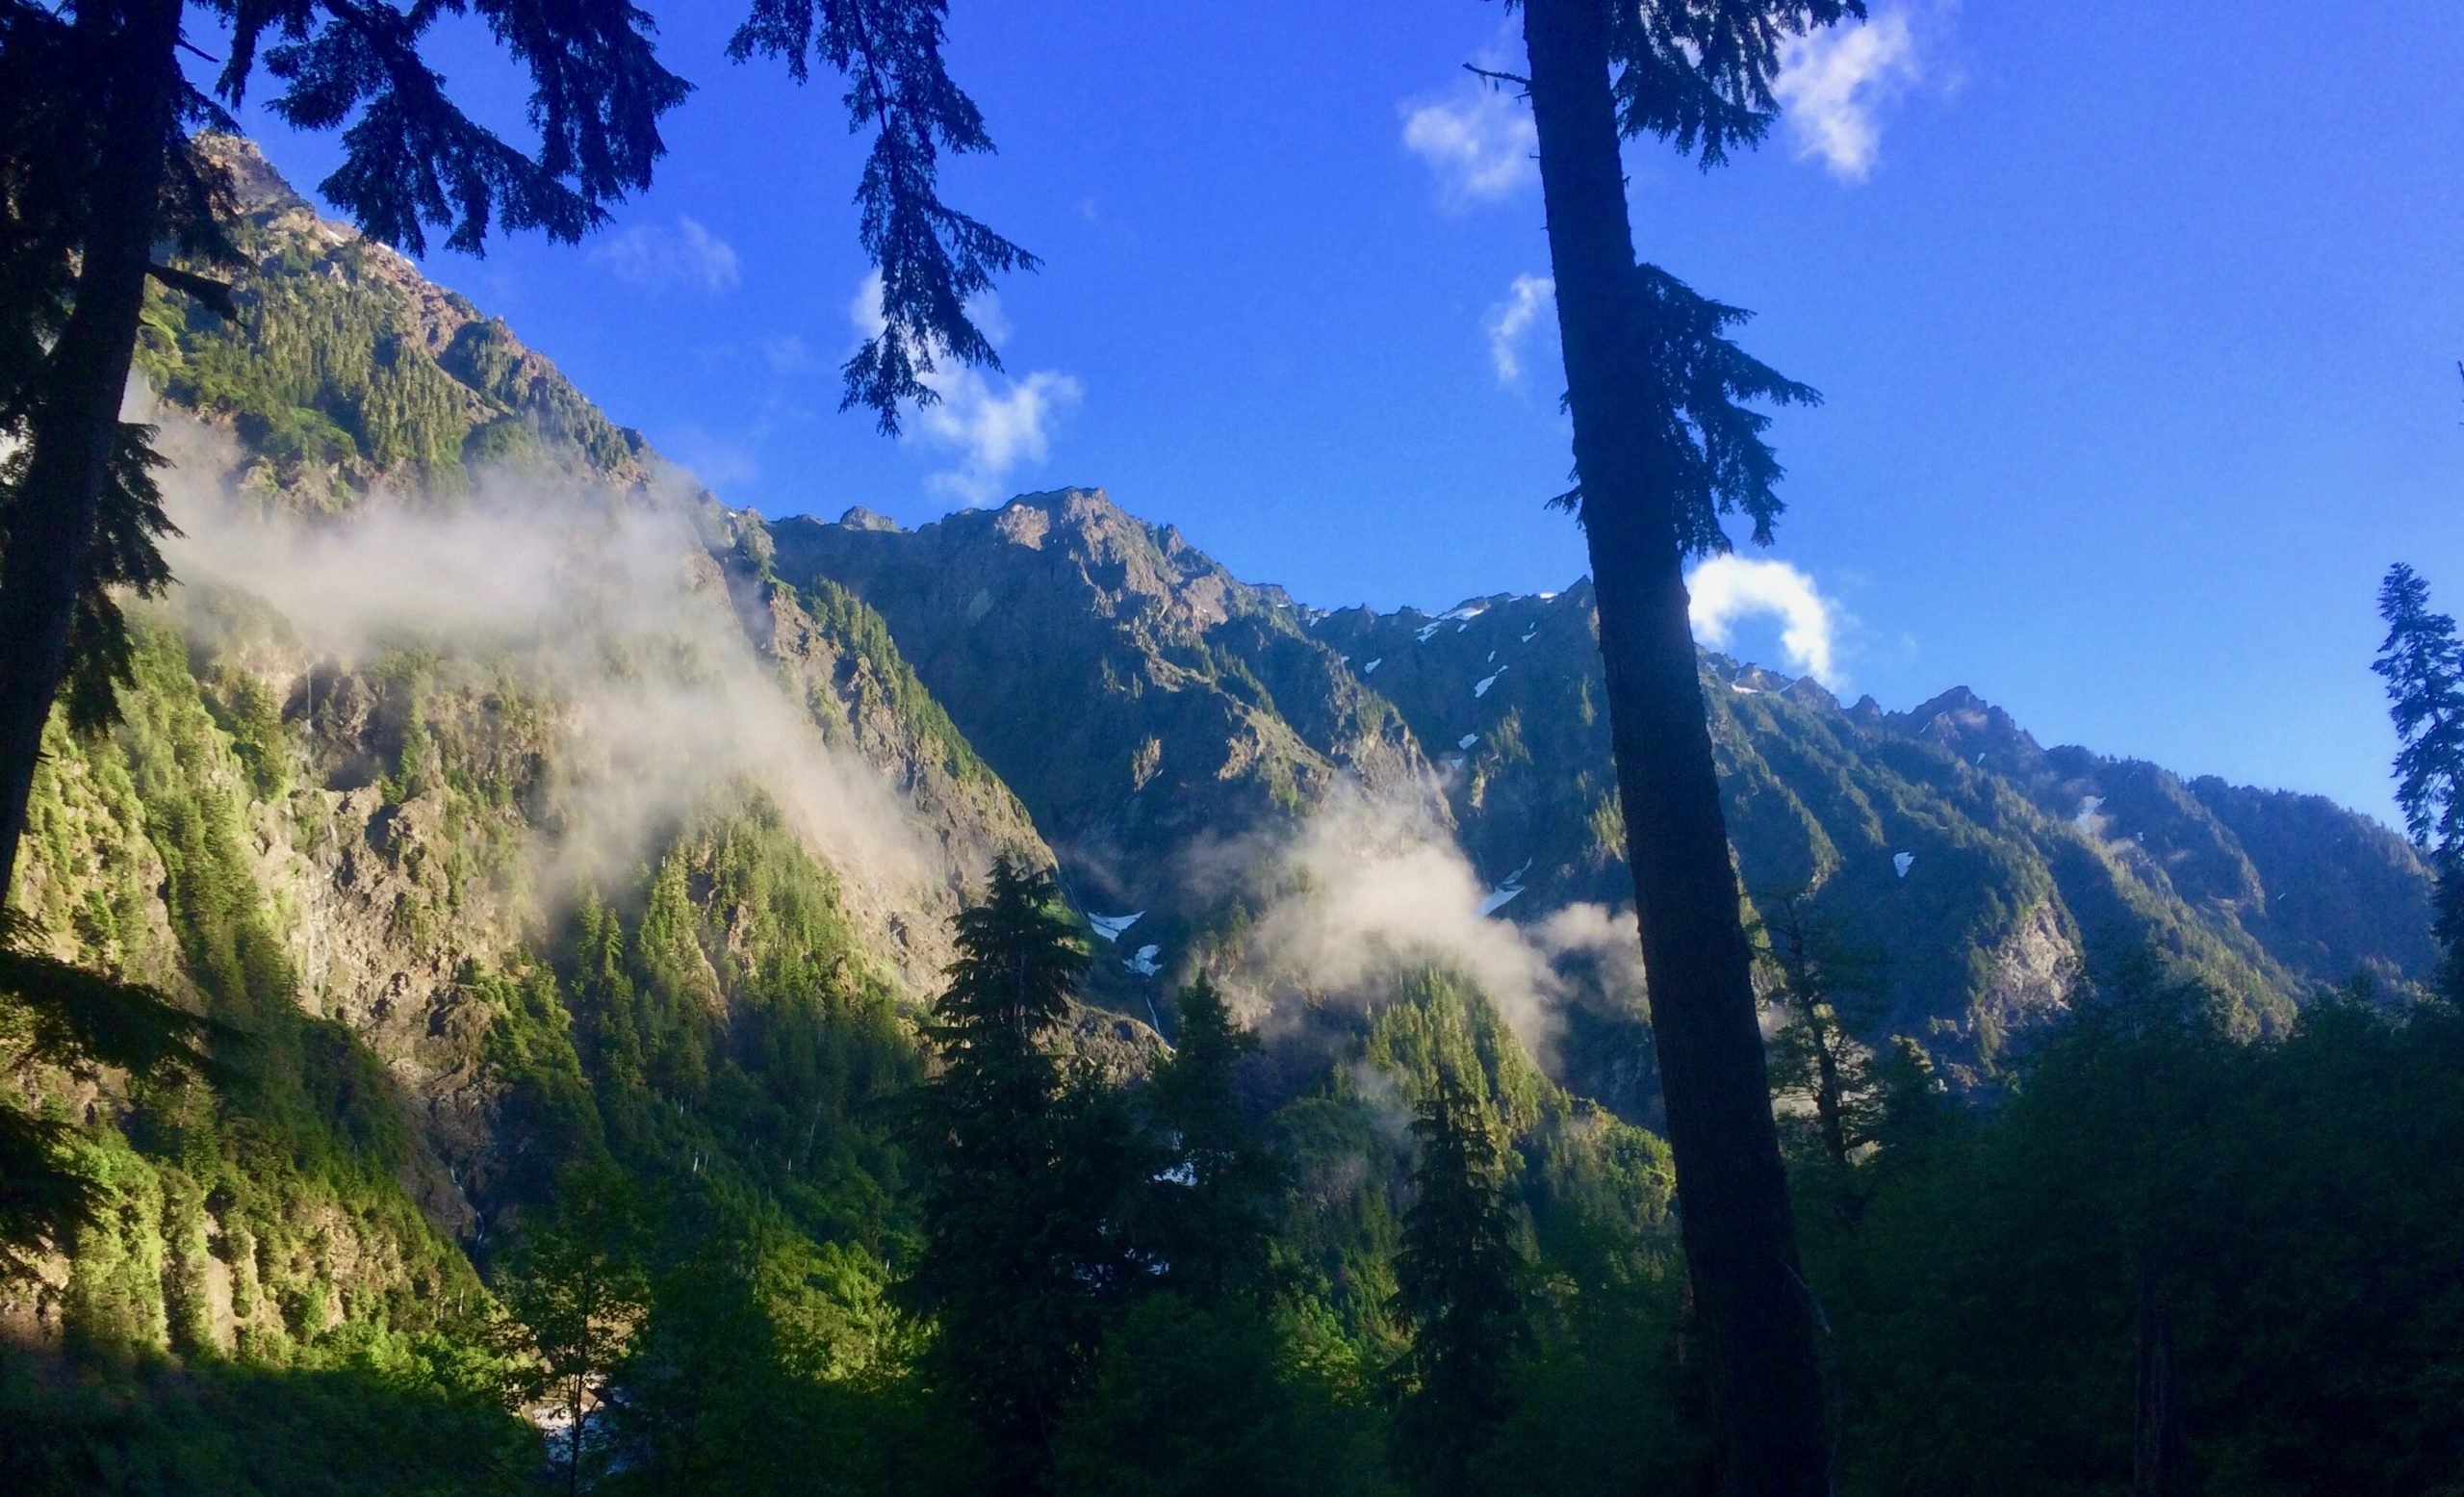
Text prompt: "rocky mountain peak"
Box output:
[[837, 504, 904, 532], [1891, 684, 2040, 764], [195, 134, 307, 219]]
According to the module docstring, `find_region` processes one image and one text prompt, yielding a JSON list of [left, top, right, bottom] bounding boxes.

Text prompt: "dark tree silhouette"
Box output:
[[2374, 562, 2464, 1000], [0, 0, 1029, 906], [1752, 889, 1888, 1173], [1508, 1, 1859, 1490], [1145, 975, 1281, 1304], [903, 856, 1147, 1497], [1389, 1064, 1530, 1497]]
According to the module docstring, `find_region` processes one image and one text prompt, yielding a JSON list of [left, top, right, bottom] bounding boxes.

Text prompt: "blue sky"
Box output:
[[214, 2, 2464, 825]]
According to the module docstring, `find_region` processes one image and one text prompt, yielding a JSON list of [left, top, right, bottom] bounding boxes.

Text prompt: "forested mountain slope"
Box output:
[[1, 138, 2450, 1497], [1, 139, 1063, 1363], [781, 503, 2435, 1082]]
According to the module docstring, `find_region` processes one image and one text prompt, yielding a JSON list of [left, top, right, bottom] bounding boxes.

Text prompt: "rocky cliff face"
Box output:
[[1314, 585, 2434, 1071], [6, 141, 1068, 1345], [769, 489, 1443, 1000], [4, 135, 2439, 1355]]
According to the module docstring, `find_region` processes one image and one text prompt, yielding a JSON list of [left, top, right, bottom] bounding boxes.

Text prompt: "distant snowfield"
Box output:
[[1088, 911, 1143, 942], [1476, 858, 1534, 917]]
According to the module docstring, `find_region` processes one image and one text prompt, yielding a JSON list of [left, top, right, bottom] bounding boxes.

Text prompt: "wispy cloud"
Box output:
[[1484, 273, 1554, 384], [1687, 555, 1848, 687], [761, 334, 814, 374], [662, 425, 762, 490], [848, 272, 1082, 503], [1400, 80, 1537, 207], [1772, 10, 1919, 182], [591, 217, 742, 294]]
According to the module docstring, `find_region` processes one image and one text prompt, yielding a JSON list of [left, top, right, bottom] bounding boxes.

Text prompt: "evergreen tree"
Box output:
[[1146, 976, 1281, 1303], [1389, 1065, 1530, 1497], [904, 855, 1147, 1496], [2374, 562, 2464, 1000], [0, 0, 1032, 908], [1752, 890, 1887, 1173], [1503, 3, 1860, 1487]]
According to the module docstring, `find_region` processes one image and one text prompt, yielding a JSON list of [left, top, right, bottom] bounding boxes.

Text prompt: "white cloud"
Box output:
[[1484, 273, 1554, 384], [848, 271, 1082, 503], [1772, 10, 1918, 182], [662, 426, 761, 490], [1401, 82, 1537, 207], [1219, 786, 1648, 1064], [761, 334, 813, 374], [915, 370, 1082, 503], [1687, 555, 1846, 687], [591, 216, 741, 294]]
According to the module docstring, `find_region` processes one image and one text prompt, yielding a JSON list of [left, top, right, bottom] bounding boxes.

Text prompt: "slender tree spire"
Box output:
[[2374, 562, 2464, 999], [1512, 1, 1858, 1489]]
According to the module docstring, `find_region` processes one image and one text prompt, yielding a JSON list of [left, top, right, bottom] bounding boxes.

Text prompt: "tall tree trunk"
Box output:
[[1805, 1001, 1851, 1171], [1518, 1, 1829, 1491], [2134, 1271, 2187, 1497], [0, 0, 183, 907]]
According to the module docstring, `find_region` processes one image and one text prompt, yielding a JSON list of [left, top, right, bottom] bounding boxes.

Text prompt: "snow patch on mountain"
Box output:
[[1089, 912, 1143, 942]]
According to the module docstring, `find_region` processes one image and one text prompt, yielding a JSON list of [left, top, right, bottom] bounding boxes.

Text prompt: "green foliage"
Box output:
[[2375, 563, 2464, 999], [1052, 1294, 1394, 1497], [491, 1170, 651, 1494], [440, 321, 635, 472], [150, 264, 472, 481], [1752, 889, 1890, 1173], [1809, 969, 2464, 1495], [1387, 1065, 1531, 1497], [903, 857, 1152, 1496], [1144, 977, 1281, 1303], [6, 621, 478, 1372], [802, 577, 993, 784], [0, 1333, 533, 1497]]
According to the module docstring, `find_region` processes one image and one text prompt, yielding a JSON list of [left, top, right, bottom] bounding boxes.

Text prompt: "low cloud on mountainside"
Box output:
[[1206, 786, 1645, 1068], [147, 404, 937, 916]]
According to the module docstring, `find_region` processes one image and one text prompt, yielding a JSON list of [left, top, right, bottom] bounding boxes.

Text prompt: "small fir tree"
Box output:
[[2374, 563, 2464, 1000], [1146, 976, 1282, 1303]]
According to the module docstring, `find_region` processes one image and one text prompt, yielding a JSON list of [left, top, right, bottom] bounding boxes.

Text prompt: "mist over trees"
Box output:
[[0, 0, 1028, 906], [4, 3, 2462, 1496]]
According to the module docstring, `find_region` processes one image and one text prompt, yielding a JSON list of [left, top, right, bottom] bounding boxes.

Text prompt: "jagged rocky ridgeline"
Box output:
[[778, 490, 2435, 1079], [2, 137, 2434, 1353]]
